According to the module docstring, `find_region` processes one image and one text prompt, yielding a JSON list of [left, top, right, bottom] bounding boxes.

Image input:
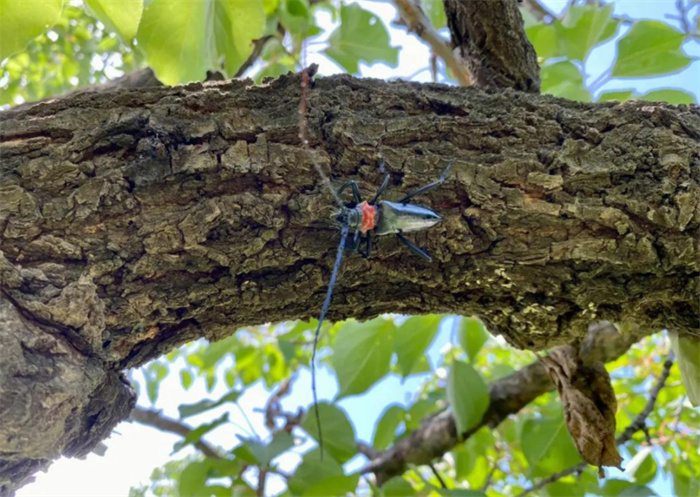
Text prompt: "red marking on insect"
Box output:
[[358, 201, 376, 233]]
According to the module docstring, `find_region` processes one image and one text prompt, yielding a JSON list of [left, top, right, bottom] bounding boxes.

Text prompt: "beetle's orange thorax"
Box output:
[[358, 201, 377, 234]]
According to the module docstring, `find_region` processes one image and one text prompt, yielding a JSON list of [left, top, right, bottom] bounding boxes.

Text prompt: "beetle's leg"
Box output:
[[370, 160, 390, 204], [397, 233, 432, 262], [398, 161, 454, 204], [344, 229, 362, 253], [336, 181, 362, 204], [358, 232, 372, 259]]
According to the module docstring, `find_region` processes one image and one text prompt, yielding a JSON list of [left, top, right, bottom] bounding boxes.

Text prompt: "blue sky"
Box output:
[[16, 1, 699, 496]]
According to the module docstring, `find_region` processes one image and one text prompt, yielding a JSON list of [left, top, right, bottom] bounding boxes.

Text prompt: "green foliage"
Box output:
[[3, 2, 699, 497], [332, 318, 395, 397], [0, 0, 64, 60], [323, 3, 399, 73], [670, 332, 700, 405], [612, 21, 694, 78], [447, 358, 490, 434]]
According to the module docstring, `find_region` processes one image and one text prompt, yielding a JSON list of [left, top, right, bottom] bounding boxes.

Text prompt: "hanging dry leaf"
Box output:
[[541, 345, 622, 471]]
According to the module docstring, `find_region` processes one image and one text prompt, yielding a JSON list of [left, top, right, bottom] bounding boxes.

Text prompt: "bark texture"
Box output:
[[0, 73, 699, 492], [444, 0, 541, 92]]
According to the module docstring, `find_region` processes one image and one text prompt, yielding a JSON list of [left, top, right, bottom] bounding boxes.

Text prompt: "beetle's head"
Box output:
[[333, 207, 360, 229]]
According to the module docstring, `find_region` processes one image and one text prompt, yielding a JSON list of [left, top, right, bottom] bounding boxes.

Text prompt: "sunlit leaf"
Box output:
[[639, 89, 696, 105], [458, 317, 489, 362], [447, 359, 490, 435], [423, 0, 446, 30], [670, 332, 700, 406], [625, 447, 657, 485], [598, 90, 634, 102], [540, 60, 591, 101], [304, 475, 359, 497], [381, 476, 416, 496], [557, 4, 618, 61], [332, 318, 395, 397], [172, 414, 228, 454], [301, 402, 357, 462], [85, 0, 142, 41], [373, 404, 405, 450], [394, 315, 441, 376], [324, 3, 398, 73], [178, 389, 241, 418], [288, 449, 343, 496], [612, 21, 694, 78], [520, 415, 582, 476], [137, 0, 265, 85], [0, 0, 64, 61]]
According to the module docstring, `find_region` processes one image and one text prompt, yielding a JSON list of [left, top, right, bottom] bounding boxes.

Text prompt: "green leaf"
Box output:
[[303, 475, 359, 497], [598, 90, 634, 102], [372, 405, 405, 450], [301, 402, 357, 463], [639, 89, 696, 105], [0, 0, 64, 61], [617, 486, 657, 497], [446, 359, 490, 435], [612, 21, 694, 78], [323, 3, 398, 73], [600, 479, 636, 497], [670, 332, 700, 406], [540, 61, 591, 102], [85, 0, 142, 41], [236, 431, 294, 467], [179, 459, 240, 497], [557, 5, 618, 61], [526, 23, 560, 60], [520, 415, 582, 476], [178, 389, 241, 418], [173, 414, 228, 454], [332, 318, 395, 398], [381, 477, 416, 496], [626, 447, 657, 485], [440, 491, 487, 497], [180, 369, 194, 390], [672, 461, 700, 497], [394, 315, 441, 376], [288, 450, 343, 496], [423, 0, 446, 30], [137, 0, 265, 85], [458, 317, 489, 362]]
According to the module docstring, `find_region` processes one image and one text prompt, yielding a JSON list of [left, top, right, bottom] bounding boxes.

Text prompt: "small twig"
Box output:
[[392, 0, 471, 86], [428, 463, 448, 489], [265, 377, 293, 429], [515, 353, 675, 497], [129, 406, 223, 459], [257, 468, 267, 497]]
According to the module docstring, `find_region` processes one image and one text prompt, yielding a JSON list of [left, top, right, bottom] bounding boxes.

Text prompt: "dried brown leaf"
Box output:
[[541, 345, 622, 470]]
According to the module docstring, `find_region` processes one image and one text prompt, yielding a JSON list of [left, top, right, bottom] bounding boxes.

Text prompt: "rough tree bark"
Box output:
[[1, 72, 698, 493]]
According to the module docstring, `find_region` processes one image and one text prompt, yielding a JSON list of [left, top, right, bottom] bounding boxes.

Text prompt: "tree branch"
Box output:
[[443, 0, 540, 92], [128, 406, 223, 460], [361, 322, 652, 484], [392, 0, 471, 86], [515, 352, 675, 497]]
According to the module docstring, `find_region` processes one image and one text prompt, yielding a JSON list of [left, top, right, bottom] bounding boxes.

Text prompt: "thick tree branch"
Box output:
[[128, 406, 223, 460], [516, 352, 675, 497], [361, 322, 652, 483], [393, 0, 471, 86], [1, 72, 698, 493], [443, 0, 540, 92]]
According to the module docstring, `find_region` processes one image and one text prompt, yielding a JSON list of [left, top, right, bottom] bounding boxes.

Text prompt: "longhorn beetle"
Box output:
[[311, 160, 453, 458]]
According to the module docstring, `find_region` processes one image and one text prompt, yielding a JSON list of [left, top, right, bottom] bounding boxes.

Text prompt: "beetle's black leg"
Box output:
[[399, 161, 454, 204], [397, 233, 432, 262], [370, 160, 390, 204], [358, 232, 372, 259], [336, 181, 362, 204]]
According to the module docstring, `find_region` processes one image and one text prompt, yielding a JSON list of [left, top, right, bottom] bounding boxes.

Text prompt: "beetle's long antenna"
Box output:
[[311, 222, 349, 459], [299, 67, 344, 208]]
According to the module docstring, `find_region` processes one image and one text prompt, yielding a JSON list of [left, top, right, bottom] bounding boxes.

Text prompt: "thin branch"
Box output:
[[359, 323, 650, 485], [129, 406, 223, 460], [392, 0, 472, 86], [515, 352, 675, 497], [428, 463, 448, 489]]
